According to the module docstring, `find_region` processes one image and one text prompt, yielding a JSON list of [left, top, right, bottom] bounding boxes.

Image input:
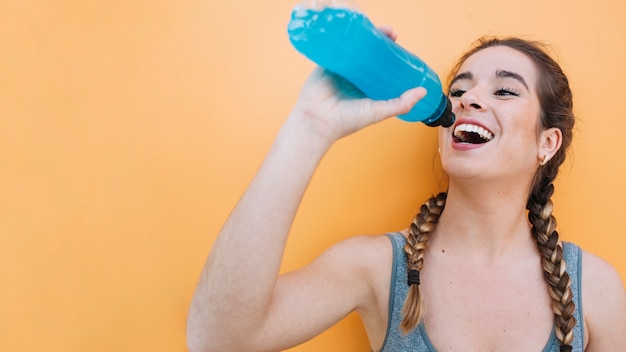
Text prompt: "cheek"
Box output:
[[519, 130, 534, 141], [513, 106, 542, 142], [437, 127, 444, 141], [513, 127, 539, 153], [512, 130, 542, 166], [438, 127, 445, 140], [437, 127, 451, 147]]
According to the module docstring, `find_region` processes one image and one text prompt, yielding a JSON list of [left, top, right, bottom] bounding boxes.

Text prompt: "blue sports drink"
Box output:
[[287, 5, 455, 127]]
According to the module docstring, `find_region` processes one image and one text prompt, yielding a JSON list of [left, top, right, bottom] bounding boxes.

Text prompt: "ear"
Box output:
[[537, 127, 562, 164]]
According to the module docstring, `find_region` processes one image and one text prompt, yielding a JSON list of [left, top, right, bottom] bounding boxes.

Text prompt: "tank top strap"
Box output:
[[377, 232, 434, 351], [561, 241, 585, 351]]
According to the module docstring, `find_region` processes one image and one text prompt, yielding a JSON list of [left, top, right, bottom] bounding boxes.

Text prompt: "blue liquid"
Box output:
[[288, 7, 454, 127]]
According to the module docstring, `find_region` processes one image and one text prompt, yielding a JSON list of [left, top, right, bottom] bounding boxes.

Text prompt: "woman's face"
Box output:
[[438, 45, 543, 185]]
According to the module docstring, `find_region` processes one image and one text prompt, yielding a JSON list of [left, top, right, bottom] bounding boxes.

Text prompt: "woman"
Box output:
[[187, 33, 626, 351]]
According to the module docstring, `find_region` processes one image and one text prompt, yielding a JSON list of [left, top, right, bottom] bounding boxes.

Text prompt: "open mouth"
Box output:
[[453, 123, 494, 144]]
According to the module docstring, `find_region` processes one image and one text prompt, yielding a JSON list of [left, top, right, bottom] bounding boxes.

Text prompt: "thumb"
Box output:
[[368, 87, 427, 123]]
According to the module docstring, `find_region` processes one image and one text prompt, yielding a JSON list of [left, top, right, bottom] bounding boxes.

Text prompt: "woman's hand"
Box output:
[[289, 27, 426, 142]]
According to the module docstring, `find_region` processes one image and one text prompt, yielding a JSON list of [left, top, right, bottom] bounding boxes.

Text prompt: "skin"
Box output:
[[187, 31, 626, 351]]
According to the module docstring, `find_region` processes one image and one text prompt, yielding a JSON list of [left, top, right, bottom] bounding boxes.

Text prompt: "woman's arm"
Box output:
[[186, 65, 424, 351], [582, 250, 626, 351]]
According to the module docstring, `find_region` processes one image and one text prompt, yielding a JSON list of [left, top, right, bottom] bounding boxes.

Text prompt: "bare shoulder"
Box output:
[[322, 232, 399, 347], [317, 233, 395, 276], [581, 249, 625, 301], [314, 233, 397, 307], [282, 232, 398, 302], [581, 249, 626, 350]]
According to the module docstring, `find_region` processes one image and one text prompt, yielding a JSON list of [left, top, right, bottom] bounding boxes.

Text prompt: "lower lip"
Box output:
[[451, 140, 489, 151]]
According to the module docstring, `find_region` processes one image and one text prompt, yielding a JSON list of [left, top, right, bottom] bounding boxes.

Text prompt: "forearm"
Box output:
[[187, 113, 334, 350]]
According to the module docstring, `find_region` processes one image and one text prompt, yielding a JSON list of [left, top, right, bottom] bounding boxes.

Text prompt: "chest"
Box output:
[[420, 257, 555, 351]]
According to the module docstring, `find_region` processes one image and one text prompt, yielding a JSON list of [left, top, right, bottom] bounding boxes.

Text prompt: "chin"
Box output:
[[441, 158, 495, 183]]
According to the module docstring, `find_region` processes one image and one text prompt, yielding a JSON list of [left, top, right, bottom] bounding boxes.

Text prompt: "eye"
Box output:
[[494, 87, 520, 96], [449, 89, 465, 98]]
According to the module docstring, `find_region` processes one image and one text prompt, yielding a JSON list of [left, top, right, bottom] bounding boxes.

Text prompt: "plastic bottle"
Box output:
[[287, 2, 455, 127]]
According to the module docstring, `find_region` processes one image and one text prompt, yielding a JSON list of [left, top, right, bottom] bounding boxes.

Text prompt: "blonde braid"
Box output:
[[527, 179, 576, 350], [400, 192, 446, 333]]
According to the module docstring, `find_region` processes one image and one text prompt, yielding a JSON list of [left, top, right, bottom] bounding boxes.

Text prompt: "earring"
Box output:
[[540, 155, 549, 166]]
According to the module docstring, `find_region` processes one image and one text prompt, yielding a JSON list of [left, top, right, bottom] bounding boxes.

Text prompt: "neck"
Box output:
[[430, 179, 536, 263]]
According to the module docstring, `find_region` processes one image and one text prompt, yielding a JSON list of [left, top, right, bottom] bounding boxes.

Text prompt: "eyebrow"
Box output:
[[450, 70, 530, 91], [449, 71, 473, 87], [496, 69, 529, 90]]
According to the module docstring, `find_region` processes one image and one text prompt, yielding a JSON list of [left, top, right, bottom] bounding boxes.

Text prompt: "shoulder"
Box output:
[[581, 249, 624, 303], [314, 233, 399, 294], [580, 249, 626, 349], [317, 233, 397, 272]]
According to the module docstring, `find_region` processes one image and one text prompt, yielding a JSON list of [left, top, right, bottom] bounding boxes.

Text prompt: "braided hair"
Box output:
[[401, 37, 576, 351]]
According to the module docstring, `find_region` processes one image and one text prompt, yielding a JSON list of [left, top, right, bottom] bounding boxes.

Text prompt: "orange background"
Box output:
[[1, 0, 625, 351]]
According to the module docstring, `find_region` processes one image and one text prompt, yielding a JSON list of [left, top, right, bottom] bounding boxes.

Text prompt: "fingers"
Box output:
[[366, 87, 427, 124], [378, 25, 398, 42], [389, 87, 426, 116]]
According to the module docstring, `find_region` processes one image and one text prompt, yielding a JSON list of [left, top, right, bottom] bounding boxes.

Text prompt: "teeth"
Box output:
[[454, 123, 494, 142]]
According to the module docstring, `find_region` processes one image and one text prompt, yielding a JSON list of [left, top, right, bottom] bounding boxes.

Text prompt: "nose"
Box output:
[[459, 87, 485, 111]]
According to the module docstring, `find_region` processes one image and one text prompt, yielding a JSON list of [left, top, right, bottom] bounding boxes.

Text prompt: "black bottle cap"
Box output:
[[425, 98, 455, 127]]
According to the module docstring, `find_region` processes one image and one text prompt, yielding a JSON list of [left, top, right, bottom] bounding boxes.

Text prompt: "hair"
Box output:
[[401, 37, 576, 350]]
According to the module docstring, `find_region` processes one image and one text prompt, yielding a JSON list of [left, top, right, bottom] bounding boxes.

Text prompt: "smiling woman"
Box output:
[[187, 34, 626, 352], [2, 1, 626, 351], [406, 39, 577, 350]]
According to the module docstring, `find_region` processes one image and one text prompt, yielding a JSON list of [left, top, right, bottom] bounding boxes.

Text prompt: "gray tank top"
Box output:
[[377, 232, 584, 352]]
